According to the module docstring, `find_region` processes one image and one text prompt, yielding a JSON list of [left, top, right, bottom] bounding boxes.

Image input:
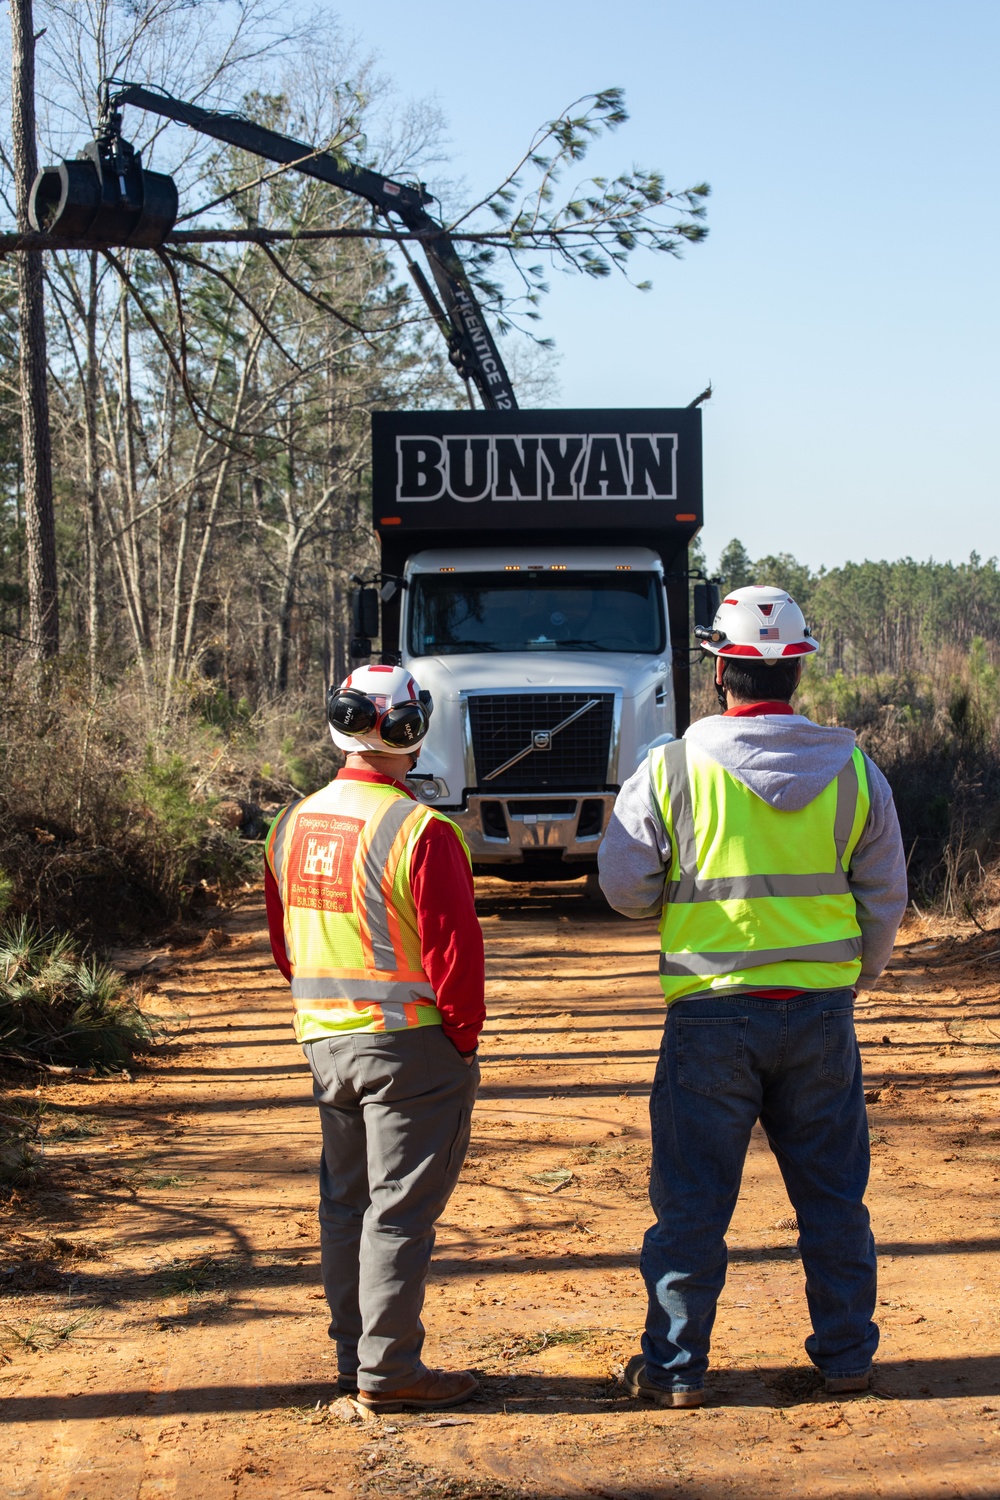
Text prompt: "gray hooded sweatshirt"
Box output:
[[598, 712, 908, 989]]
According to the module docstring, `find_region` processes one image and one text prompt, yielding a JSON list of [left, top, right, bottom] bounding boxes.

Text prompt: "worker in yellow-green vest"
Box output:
[[599, 586, 907, 1408], [265, 664, 485, 1414]]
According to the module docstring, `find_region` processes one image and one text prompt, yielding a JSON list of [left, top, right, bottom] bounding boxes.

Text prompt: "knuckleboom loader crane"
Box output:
[[29, 81, 517, 412]]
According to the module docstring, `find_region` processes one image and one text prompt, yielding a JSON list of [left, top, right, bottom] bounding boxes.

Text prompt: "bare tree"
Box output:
[[10, 0, 58, 658], [3, 6, 708, 709]]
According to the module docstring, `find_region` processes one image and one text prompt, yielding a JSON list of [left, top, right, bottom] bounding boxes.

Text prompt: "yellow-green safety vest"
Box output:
[[265, 778, 472, 1043], [649, 738, 871, 1003]]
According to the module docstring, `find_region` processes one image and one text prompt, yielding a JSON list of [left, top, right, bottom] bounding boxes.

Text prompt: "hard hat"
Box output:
[[696, 585, 818, 661], [326, 664, 431, 755]]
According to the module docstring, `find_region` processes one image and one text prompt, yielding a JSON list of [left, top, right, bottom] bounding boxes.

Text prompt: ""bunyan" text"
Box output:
[[395, 432, 678, 502]]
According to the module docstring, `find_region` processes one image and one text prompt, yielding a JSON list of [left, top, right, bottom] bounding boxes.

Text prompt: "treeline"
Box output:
[[1, 3, 701, 709], [715, 539, 1000, 676], [0, 1, 992, 929], [0, 4, 477, 934], [705, 540, 1000, 911], [0, 0, 711, 938]]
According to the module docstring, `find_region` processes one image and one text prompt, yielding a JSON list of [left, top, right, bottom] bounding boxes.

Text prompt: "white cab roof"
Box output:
[[406, 545, 663, 575]]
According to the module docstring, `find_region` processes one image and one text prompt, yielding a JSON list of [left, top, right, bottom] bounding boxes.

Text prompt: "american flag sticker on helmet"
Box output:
[[759, 627, 780, 640]]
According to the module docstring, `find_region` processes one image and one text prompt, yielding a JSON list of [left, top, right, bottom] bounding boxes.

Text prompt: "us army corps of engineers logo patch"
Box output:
[[287, 813, 364, 913]]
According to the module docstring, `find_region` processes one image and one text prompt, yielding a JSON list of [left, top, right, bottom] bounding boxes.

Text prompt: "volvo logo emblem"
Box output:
[[532, 731, 552, 751]]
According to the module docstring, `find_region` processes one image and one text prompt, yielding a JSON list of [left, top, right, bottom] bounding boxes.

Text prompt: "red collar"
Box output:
[[336, 767, 415, 797], [724, 701, 795, 717]]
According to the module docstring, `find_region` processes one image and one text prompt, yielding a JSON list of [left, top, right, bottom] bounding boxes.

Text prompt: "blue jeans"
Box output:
[[640, 988, 878, 1392]]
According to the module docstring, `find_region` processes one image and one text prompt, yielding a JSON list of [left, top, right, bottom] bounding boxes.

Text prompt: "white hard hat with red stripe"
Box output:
[[697, 585, 819, 661], [326, 664, 431, 755]]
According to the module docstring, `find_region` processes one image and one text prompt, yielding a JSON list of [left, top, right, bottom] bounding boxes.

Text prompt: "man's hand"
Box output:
[[458, 1050, 477, 1067]]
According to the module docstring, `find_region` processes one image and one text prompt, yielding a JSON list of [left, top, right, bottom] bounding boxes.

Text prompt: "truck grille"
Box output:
[[467, 692, 615, 792]]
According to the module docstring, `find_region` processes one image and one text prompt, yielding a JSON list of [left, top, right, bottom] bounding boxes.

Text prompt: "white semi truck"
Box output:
[[361, 408, 711, 881]]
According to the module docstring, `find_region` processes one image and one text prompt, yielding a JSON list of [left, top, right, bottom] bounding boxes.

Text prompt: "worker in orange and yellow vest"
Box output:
[[264, 664, 484, 1414]]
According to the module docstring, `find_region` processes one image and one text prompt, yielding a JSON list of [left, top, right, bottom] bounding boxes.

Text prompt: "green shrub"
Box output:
[[0, 1099, 43, 1190], [0, 919, 153, 1071], [126, 748, 252, 913]]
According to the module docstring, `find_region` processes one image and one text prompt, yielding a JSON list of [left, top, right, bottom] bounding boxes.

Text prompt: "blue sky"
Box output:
[[320, 0, 997, 572]]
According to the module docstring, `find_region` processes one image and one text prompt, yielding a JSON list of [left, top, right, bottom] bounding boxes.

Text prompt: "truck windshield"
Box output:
[[407, 570, 665, 655]]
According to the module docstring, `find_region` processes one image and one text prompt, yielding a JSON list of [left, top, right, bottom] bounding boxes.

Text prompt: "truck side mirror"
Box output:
[[693, 581, 721, 631], [349, 636, 372, 659], [352, 587, 380, 639]]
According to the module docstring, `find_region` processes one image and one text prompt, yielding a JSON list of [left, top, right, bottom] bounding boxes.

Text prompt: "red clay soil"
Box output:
[[2, 881, 1000, 1499]]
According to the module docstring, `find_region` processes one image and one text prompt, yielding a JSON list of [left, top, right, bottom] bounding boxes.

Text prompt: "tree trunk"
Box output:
[[10, 0, 58, 660], [83, 254, 101, 689], [275, 529, 304, 694], [164, 491, 192, 706], [119, 296, 151, 649]]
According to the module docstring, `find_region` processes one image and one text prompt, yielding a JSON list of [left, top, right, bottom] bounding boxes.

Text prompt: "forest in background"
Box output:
[[0, 0, 996, 951], [693, 540, 1000, 916], [0, 0, 708, 942], [0, 0, 467, 937]]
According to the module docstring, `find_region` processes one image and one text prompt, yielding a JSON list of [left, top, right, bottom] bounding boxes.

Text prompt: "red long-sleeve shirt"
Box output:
[[264, 769, 485, 1053]]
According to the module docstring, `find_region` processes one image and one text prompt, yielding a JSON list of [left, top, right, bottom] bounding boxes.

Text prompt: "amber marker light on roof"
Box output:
[[439, 566, 455, 572], [504, 565, 521, 571], [550, 564, 567, 570], [675, 513, 697, 522], [616, 564, 632, 570], [380, 516, 402, 525]]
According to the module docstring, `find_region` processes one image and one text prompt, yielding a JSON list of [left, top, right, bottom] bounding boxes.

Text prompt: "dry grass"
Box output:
[[0, 664, 338, 938]]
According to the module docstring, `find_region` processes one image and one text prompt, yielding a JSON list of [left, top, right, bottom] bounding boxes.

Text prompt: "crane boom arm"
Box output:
[[108, 82, 517, 410]]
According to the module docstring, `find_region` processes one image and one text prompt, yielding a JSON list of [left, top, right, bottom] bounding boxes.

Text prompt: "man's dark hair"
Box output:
[[721, 658, 801, 703]]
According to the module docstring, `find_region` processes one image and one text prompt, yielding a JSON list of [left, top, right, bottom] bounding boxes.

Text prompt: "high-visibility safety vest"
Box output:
[[649, 739, 871, 1003], [265, 777, 472, 1043]]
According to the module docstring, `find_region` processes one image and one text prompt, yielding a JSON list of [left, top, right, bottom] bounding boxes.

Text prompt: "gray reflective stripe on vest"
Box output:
[[357, 796, 422, 972], [834, 758, 859, 862], [665, 870, 851, 903], [659, 935, 863, 976], [269, 800, 299, 887], [284, 972, 434, 1020], [655, 741, 861, 896], [651, 739, 698, 874]]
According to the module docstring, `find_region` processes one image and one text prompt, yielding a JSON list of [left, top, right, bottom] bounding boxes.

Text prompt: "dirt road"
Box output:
[[3, 881, 1000, 1498]]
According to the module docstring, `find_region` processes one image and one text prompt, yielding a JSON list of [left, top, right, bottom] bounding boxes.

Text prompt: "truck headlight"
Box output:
[[413, 777, 448, 801]]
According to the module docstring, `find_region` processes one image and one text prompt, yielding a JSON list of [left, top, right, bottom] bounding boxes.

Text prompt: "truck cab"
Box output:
[[400, 545, 673, 876]]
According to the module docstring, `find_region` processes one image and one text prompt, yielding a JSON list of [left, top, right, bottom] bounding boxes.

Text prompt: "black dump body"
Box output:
[[371, 408, 703, 729]]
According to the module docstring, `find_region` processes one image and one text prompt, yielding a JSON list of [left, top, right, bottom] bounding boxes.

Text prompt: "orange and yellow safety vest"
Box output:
[[265, 776, 472, 1043]]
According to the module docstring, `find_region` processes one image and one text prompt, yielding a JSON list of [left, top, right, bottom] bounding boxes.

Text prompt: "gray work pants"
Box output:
[[303, 1026, 479, 1392]]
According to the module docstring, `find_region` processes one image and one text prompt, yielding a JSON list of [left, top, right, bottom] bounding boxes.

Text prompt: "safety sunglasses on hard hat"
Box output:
[[326, 687, 430, 749]]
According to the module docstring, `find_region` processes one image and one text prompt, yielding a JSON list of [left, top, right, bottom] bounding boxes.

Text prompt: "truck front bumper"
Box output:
[[445, 792, 616, 866]]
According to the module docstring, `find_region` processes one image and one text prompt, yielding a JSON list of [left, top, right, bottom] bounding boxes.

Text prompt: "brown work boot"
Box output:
[[824, 1370, 871, 1394], [357, 1368, 478, 1413], [622, 1354, 705, 1408]]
